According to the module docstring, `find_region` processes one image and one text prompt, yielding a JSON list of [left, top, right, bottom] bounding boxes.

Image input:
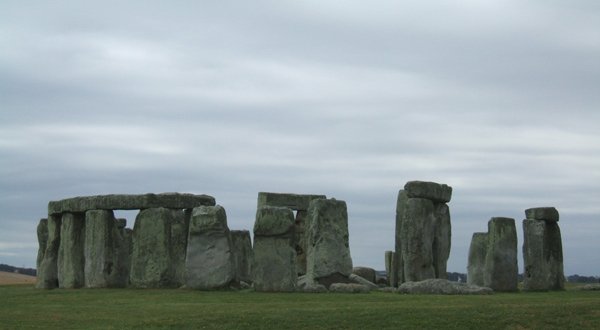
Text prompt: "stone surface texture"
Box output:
[[36, 214, 61, 289], [230, 230, 253, 284], [352, 267, 376, 284], [403, 180, 453, 203], [484, 217, 519, 292], [398, 279, 493, 295], [57, 212, 86, 288], [251, 206, 298, 292], [522, 215, 564, 291], [525, 207, 559, 222], [467, 232, 488, 286], [305, 198, 353, 289]]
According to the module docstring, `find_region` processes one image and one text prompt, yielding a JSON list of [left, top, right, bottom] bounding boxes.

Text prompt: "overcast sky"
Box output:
[[1, 1, 599, 276]]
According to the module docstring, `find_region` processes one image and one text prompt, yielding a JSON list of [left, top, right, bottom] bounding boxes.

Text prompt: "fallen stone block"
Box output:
[[398, 279, 493, 295]]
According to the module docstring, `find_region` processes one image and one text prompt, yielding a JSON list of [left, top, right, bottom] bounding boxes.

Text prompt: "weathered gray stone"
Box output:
[[329, 283, 370, 293], [130, 208, 177, 288], [378, 287, 399, 293], [404, 181, 452, 203], [522, 219, 564, 291], [352, 267, 376, 284], [384, 250, 393, 286], [84, 210, 118, 288], [294, 210, 308, 276], [398, 279, 493, 295], [58, 212, 86, 288], [256, 192, 326, 210], [484, 217, 519, 292], [349, 274, 378, 291], [185, 205, 236, 290], [116, 218, 127, 229], [303, 284, 328, 293], [572, 284, 600, 291], [433, 203, 451, 279], [394, 190, 409, 285], [525, 207, 559, 222], [401, 198, 436, 282], [467, 232, 488, 286], [36, 218, 48, 274], [36, 214, 61, 289], [170, 209, 190, 287], [251, 206, 298, 292], [231, 230, 253, 284], [305, 198, 353, 289], [48, 193, 215, 215]]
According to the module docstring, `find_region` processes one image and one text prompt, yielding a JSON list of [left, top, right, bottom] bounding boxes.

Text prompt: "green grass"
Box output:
[[1, 284, 599, 329]]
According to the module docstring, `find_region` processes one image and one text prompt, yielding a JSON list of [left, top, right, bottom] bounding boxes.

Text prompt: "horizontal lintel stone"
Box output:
[[525, 207, 559, 222], [257, 192, 326, 211], [48, 193, 216, 215], [404, 180, 452, 203]]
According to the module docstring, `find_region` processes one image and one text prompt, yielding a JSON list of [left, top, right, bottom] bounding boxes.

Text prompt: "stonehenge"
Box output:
[[34, 188, 568, 294], [392, 181, 452, 286], [522, 207, 564, 291]]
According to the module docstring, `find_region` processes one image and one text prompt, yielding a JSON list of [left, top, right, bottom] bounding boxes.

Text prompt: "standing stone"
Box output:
[[484, 217, 518, 292], [185, 205, 236, 290], [394, 190, 409, 285], [467, 232, 488, 286], [84, 210, 124, 288], [384, 250, 393, 286], [170, 209, 190, 287], [58, 212, 86, 288], [433, 203, 451, 279], [522, 207, 564, 291], [294, 210, 308, 275], [305, 198, 353, 289], [36, 218, 48, 274], [230, 230, 253, 284], [251, 206, 298, 292], [36, 214, 61, 289], [130, 208, 176, 288], [352, 267, 376, 284], [401, 198, 436, 282]]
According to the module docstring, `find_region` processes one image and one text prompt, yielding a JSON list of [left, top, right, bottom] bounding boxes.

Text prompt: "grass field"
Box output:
[[0, 271, 37, 285], [1, 283, 599, 329]]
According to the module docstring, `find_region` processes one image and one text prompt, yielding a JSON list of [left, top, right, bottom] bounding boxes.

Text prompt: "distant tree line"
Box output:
[[0, 264, 37, 277], [567, 274, 599, 283]]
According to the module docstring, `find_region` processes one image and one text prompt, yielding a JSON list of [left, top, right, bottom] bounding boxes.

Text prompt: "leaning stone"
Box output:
[[36, 219, 48, 275], [467, 232, 488, 286], [484, 217, 519, 292], [185, 205, 236, 290], [352, 267, 376, 284], [329, 283, 370, 293], [48, 193, 215, 215], [130, 208, 176, 288], [401, 198, 436, 282], [58, 212, 86, 288], [36, 214, 61, 289], [305, 198, 353, 289], [404, 181, 452, 203], [525, 207, 559, 222], [231, 230, 253, 284], [256, 192, 326, 211], [398, 279, 493, 295], [349, 274, 378, 291], [251, 206, 298, 292]]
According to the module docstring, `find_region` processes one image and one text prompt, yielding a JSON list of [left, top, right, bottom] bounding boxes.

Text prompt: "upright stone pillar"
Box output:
[[170, 209, 190, 287], [84, 210, 121, 288], [305, 198, 353, 289], [185, 205, 236, 290], [251, 206, 297, 292], [130, 208, 177, 288], [395, 181, 452, 284], [467, 232, 488, 286], [36, 218, 48, 274], [522, 207, 564, 291], [58, 212, 86, 288], [484, 217, 518, 292], [231, 230, 253, 284], [36, 214, 61, 289]]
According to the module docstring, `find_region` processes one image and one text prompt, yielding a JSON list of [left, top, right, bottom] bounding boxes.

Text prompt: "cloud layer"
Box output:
[[1, 1, 599, 275]]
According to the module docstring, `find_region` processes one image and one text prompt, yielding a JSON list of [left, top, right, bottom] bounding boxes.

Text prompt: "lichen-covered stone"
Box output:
[[305, 199, 353, 288], [525, 207, 559, 222], [58, 212, 85, 288], [84, 210, 116, 288], [398, 279, 493, 295], [433, 203, 451, 279], [484, 217, 518, 292], [401, 198, 436, 282], [256, 192, 326, 210], [352, 267, 376, 284], [404, 181, 452, 203], [230, 230, 252, 283], [48, 193, 215, 215], [36, 214, 61, 289], [36, 219, 48, 275], [522, 219, 564, 291], [185, 205, 235, 290], [349, 274, 378, 290], [467, 232, 488, 286], [251, 206, 297, 292], [130, 208, 176, 288], [170, 209, 190, 286]]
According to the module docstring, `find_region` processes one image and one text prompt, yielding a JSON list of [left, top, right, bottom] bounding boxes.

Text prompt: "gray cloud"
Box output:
[[1, 1, 599, 276]]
